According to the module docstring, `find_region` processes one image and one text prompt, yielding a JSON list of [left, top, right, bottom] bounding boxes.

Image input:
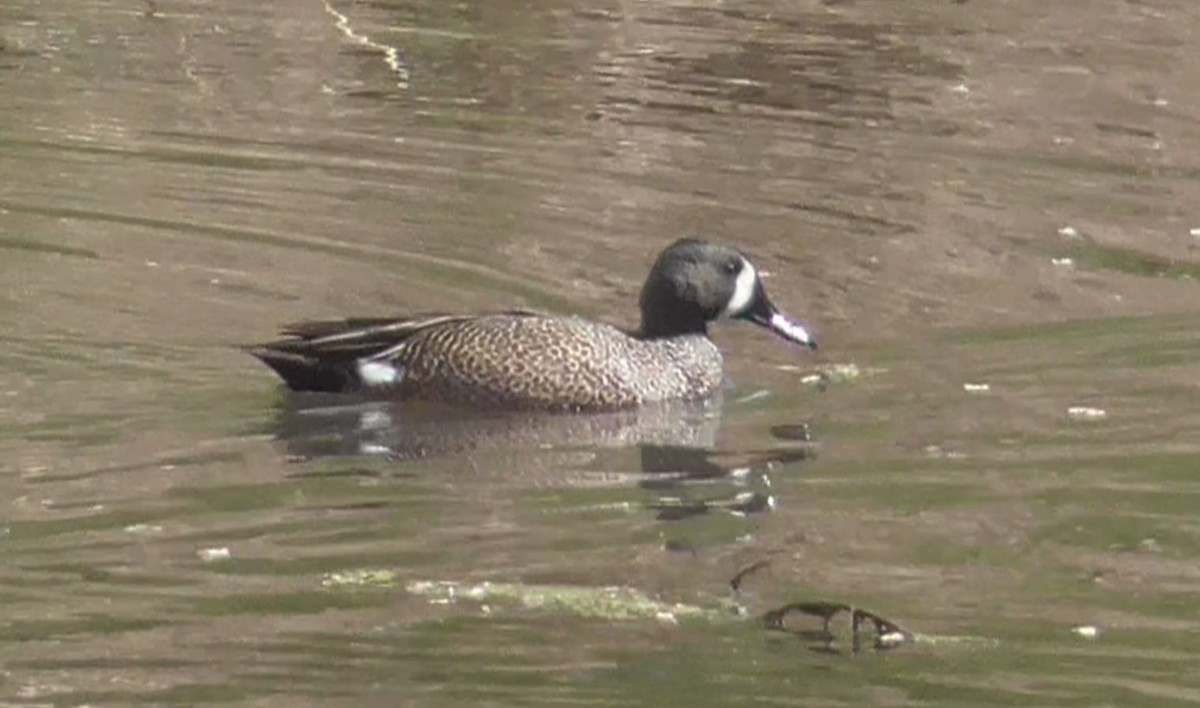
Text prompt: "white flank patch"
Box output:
[[357, 360, 402, 387], [722, 258, 758, 317]]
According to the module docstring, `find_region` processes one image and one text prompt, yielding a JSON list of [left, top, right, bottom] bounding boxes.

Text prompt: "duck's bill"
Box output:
[[736, 283, 817, 350], [766, 312, 816, 349]]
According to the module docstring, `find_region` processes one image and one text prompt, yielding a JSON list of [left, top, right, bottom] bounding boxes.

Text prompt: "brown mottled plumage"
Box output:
[[248, 239, 816, 412]]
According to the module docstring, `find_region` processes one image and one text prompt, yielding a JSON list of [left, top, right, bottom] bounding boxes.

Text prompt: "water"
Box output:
[[2, 0, 1200, 704]]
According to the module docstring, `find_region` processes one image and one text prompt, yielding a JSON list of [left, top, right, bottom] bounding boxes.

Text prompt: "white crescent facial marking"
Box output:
[[357, 360, 402, 387], [722, 258, 758, 318]]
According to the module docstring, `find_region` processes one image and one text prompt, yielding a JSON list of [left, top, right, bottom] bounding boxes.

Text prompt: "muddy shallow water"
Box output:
[[2, 0, 1200, 705]]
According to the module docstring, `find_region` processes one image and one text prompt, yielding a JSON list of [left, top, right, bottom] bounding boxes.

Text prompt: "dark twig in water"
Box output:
[[729, 559, 773, 594], [851, 608, 914, 652], [769, 423, 812, 442], [763, 601, 849, 634], [762, 601, 913, 653]]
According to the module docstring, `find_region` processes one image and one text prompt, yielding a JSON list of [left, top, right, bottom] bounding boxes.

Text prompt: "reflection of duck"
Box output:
[[273, 395, 725, 462], [248, 239, 816, 411], [273, 394, 813, 530]]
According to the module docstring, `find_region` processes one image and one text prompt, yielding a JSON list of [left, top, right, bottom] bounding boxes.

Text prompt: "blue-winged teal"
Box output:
[[249, 239, 816, 411]]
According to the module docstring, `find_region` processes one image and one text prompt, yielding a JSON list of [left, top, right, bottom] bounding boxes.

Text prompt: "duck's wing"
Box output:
[[247, 310, 542, 393]]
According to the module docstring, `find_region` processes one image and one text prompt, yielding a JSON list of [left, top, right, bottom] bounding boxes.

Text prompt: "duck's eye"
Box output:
[[722, 259, 740, 276]]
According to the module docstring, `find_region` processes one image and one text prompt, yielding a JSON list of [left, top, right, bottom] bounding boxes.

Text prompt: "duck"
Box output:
[[248, 238, 816, 411]]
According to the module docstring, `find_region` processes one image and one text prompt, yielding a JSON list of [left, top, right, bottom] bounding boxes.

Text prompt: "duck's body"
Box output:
[[249, 239, 815, 412], [252, 312, 723, 411]]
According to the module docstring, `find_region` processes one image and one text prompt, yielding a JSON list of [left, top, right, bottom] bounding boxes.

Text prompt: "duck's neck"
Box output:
[[636, 313, 710, 340]]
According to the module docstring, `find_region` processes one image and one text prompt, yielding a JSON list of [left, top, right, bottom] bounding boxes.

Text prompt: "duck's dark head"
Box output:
[[637, 238, 816, 349]]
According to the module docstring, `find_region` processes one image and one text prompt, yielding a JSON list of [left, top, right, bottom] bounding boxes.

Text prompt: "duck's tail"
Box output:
[[246, 313, 512, 393], [246, 345, 364, 393]]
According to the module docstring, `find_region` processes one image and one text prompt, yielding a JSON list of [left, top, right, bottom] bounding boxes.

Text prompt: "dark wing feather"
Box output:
[[269, 314, 475, 361], [247, 310, 543, 393]]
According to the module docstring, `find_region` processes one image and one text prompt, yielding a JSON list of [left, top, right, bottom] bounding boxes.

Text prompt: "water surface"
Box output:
[[2, 0, 1200, 704]]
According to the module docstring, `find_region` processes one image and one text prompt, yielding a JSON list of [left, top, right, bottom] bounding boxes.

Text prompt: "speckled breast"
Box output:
[[389, 315, 724, 411]]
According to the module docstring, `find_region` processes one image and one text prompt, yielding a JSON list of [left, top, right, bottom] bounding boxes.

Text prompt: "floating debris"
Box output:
[[655, 611, 680, 625], [822, 363, 862, 382], [322, 569, 399, 589], [962, 382, 991, 393], [924, 445, 966, 459], [729, 466, 753, 479], [393, 577, 992, 653], [1067, 406, 1107, 421], [197, 547, 231, 562], [1051, 257, 1074, 268], [124, 523, 162, 534], [1072, 625, 1099, 639], [1190, 227, 1200, 239], [405, 580, 715, 622], [796, 363, 876, 389], [1138, 538, 1163, 554], [1058, 226, 1081, 239]]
